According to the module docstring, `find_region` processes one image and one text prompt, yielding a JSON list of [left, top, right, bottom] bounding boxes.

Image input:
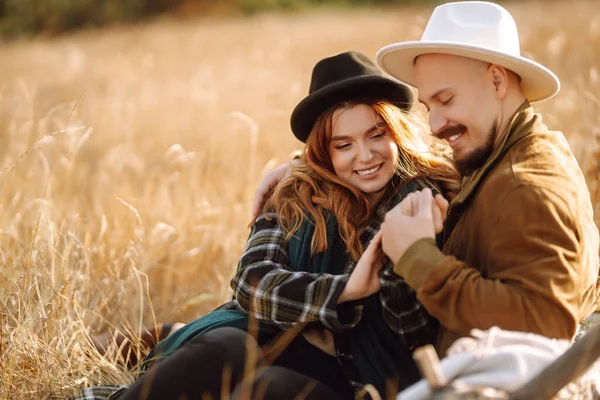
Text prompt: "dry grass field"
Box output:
[[0, 1, 599, 398]]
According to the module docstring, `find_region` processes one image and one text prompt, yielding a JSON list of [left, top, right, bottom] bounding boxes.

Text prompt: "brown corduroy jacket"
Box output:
[[395, 102, 600, 356]]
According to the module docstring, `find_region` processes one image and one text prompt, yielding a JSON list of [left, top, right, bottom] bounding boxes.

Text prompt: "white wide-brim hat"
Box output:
[[376, 1, 560, 103]]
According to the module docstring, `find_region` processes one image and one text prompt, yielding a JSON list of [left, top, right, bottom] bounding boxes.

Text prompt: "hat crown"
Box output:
[[374, 1, 560, 103], [290, 50, 412, 142], [422, 1, 520, 56], [309, 51, 382, 94]]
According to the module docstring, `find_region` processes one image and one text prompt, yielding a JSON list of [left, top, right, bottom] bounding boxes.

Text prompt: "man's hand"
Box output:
[[432, 193, 450, 233], [338, 230, 384, 304], [252, 162, 293, 218], [380, 188, 442, 264]]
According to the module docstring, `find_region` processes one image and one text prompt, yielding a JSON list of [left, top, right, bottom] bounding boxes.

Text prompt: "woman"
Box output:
[[73, 51, 459, 400]]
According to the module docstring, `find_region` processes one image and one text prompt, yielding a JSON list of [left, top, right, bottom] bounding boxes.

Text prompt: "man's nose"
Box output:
[[429, 110, 448, 137]]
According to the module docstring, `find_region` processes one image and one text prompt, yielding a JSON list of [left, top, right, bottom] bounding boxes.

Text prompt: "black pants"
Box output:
[[116, 327, 353, 400]]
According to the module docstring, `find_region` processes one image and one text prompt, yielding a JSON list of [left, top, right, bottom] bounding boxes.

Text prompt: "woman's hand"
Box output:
[[338, 230, 384, 304], [380, 189, 449, 264], [400, 190, 449, 234]]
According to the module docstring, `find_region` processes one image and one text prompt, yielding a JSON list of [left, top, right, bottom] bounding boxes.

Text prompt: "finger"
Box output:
[[434, 194, 449, 221], [432, 200, 443, 233], [384, 202, 403, 221], [400, 193, 415, 216], [252, 173, 275, 217], [417, 188, 434, 217], [283, 162, 295, 179], [252, 181, 275, 218], [365, 230, 383, 254], [379, 221, 388, 247], [431, 193, 448, 233], [251, 164, 288, 218], [252, 187, 267, 218], [410, 190, 421, 215], [371, 230, 383, 246]]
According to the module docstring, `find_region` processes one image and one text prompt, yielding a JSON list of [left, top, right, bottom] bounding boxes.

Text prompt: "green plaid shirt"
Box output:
[[231, 190, 436, 349]]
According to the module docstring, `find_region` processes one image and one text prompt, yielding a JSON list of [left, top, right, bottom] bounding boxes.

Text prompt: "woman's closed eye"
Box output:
[[334, 142, 352, 150], [370, 131, 386, 140]]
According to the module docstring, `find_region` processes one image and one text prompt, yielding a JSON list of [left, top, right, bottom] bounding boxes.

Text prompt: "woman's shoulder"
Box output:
[[250, 211, 286, 236]]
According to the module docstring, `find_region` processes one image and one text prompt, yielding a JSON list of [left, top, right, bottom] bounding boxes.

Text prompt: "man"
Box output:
[[374, 0, 600, 355], [255, 1, 600, 357]]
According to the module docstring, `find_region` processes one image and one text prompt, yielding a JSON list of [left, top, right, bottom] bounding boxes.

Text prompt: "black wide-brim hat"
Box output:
[[290, 51, 414, 142]]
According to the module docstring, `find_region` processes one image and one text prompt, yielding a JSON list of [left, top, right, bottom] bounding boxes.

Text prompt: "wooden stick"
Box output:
[[413, 345, 448, 389]]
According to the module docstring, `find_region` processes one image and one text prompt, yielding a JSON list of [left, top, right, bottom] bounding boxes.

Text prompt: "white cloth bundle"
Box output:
[[398, 327, 573, 399]]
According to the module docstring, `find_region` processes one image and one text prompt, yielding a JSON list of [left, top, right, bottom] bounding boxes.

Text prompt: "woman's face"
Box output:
[[329, 104, 398, 203]]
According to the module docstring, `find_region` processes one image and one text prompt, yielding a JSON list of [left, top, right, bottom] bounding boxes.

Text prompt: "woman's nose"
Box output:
[[357, 144, 374, 162]]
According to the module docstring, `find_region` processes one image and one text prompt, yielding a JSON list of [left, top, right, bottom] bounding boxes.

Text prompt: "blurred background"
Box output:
[[0, 0, 598, 398], [0, 0, 453, 38]]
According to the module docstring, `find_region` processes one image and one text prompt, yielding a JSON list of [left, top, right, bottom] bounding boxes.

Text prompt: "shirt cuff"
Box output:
[[323, 274, 363, 331], [394, 237, 445, 290]]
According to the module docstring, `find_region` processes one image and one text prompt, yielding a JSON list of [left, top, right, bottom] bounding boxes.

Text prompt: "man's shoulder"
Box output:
[[479, 133, 586, 215], [494, 128, 585, 195]]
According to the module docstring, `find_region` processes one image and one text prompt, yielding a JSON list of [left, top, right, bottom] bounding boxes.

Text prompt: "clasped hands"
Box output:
[[339, 188, 449, 302], [252, 163, 449, 303]]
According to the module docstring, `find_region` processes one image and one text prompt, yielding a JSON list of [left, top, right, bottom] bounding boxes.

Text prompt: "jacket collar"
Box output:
[[444, 101, 542, 236]]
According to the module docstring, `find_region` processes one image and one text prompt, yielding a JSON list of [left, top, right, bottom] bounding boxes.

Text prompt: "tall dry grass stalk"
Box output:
[[0, 1, 599, 398]]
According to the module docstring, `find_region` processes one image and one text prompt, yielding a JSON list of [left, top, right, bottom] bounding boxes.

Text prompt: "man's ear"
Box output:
[[488, 64, 509, 99]]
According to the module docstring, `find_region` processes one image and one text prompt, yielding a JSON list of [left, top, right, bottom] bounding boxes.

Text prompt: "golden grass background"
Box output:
[[0, 1, 599, 398]]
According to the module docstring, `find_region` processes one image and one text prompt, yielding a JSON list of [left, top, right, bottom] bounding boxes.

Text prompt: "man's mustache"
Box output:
[[436, 125, 467, 141]]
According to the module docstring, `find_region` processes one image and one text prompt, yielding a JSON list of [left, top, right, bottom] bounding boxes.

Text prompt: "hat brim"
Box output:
[[376, 41, 560, 103], [290, 75, 413, 142]]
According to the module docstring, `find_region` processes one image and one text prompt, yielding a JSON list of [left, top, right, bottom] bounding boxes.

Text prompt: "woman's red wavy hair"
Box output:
[[265, 99, 460, 261]]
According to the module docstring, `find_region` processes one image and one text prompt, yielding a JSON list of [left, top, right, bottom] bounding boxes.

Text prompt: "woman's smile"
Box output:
[[354, 163, 383, 178], [330, 104, 399, 203]]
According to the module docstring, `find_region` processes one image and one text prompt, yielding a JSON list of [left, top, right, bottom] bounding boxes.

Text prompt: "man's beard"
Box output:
[[449, 122, 498, 177]]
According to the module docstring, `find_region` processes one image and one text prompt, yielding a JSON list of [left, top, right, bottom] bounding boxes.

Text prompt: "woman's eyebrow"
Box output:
[[331, 122, 386, 141], [366, 122, 387, 134]]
